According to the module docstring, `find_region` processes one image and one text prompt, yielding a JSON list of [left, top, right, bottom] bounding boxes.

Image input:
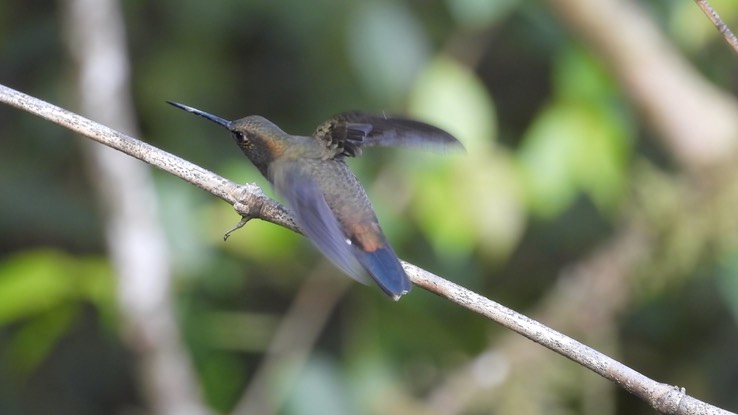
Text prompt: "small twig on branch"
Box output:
[[1, 83, 734, 415], [550, 0, 738, 170], [694, 0, 738, 55]]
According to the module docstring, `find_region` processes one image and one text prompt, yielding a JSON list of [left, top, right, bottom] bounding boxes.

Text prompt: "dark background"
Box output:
[[1, 1, 737, 414]]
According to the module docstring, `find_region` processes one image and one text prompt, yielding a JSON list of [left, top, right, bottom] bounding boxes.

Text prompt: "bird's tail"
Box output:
[[353, 244, 411, 300]]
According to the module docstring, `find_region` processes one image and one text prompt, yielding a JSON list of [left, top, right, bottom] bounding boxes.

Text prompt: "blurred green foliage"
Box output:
[[0, 250, 114, 375], [1, 0, 738, 414]]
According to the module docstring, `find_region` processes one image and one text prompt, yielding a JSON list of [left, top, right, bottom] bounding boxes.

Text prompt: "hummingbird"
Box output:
[[168, 101, 463, 300]]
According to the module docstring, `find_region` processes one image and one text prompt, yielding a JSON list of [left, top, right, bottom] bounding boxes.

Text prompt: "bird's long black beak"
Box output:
[[167, 101, 232, 129]]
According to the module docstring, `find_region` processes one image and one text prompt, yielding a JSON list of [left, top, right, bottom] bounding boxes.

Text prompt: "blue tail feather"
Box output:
[[353, 245, 411, 300]]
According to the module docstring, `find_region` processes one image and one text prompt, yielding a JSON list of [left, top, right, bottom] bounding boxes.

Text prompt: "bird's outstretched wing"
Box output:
[[313, 112, 464, 157], [269, 160, 370, 286], [269, 159, 411, 299]]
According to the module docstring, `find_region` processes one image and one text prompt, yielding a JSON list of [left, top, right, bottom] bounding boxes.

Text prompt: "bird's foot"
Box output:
[[224, 202, 253, 241]]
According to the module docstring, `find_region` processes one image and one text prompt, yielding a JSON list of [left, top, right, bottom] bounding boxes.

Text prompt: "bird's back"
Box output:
[[291, 157, 411, 298]]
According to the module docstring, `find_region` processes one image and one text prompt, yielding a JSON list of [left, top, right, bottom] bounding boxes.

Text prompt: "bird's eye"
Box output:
[[233, 131, 254, 149]]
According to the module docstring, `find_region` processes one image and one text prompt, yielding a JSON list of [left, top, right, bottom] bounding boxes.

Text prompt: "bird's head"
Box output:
[[167, 101, 287, 176]]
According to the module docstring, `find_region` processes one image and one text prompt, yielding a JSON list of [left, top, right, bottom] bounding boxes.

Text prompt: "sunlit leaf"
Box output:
[[520, 47, 630, 217], [553, 46, 617, 101], [0, 249, 114, 375], [408, 55, 495, 152], [407, 55, 524, 262], [0, 249, 113, 324]]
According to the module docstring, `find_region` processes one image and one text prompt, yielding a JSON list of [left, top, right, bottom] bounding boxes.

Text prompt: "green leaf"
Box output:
[[0, 250, 106, 323], [408, 55, 496, 153], [0, 249, 114, 374], [407, 56, 524, 262], [518, 101, 629, 217], [520, 47, 631, 217], [0, 249, 114, 321], [5, 304, 78, 376]]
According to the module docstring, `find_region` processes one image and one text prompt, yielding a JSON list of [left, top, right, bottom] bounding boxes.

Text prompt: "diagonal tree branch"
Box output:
[[0, 83, 734, 415]]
